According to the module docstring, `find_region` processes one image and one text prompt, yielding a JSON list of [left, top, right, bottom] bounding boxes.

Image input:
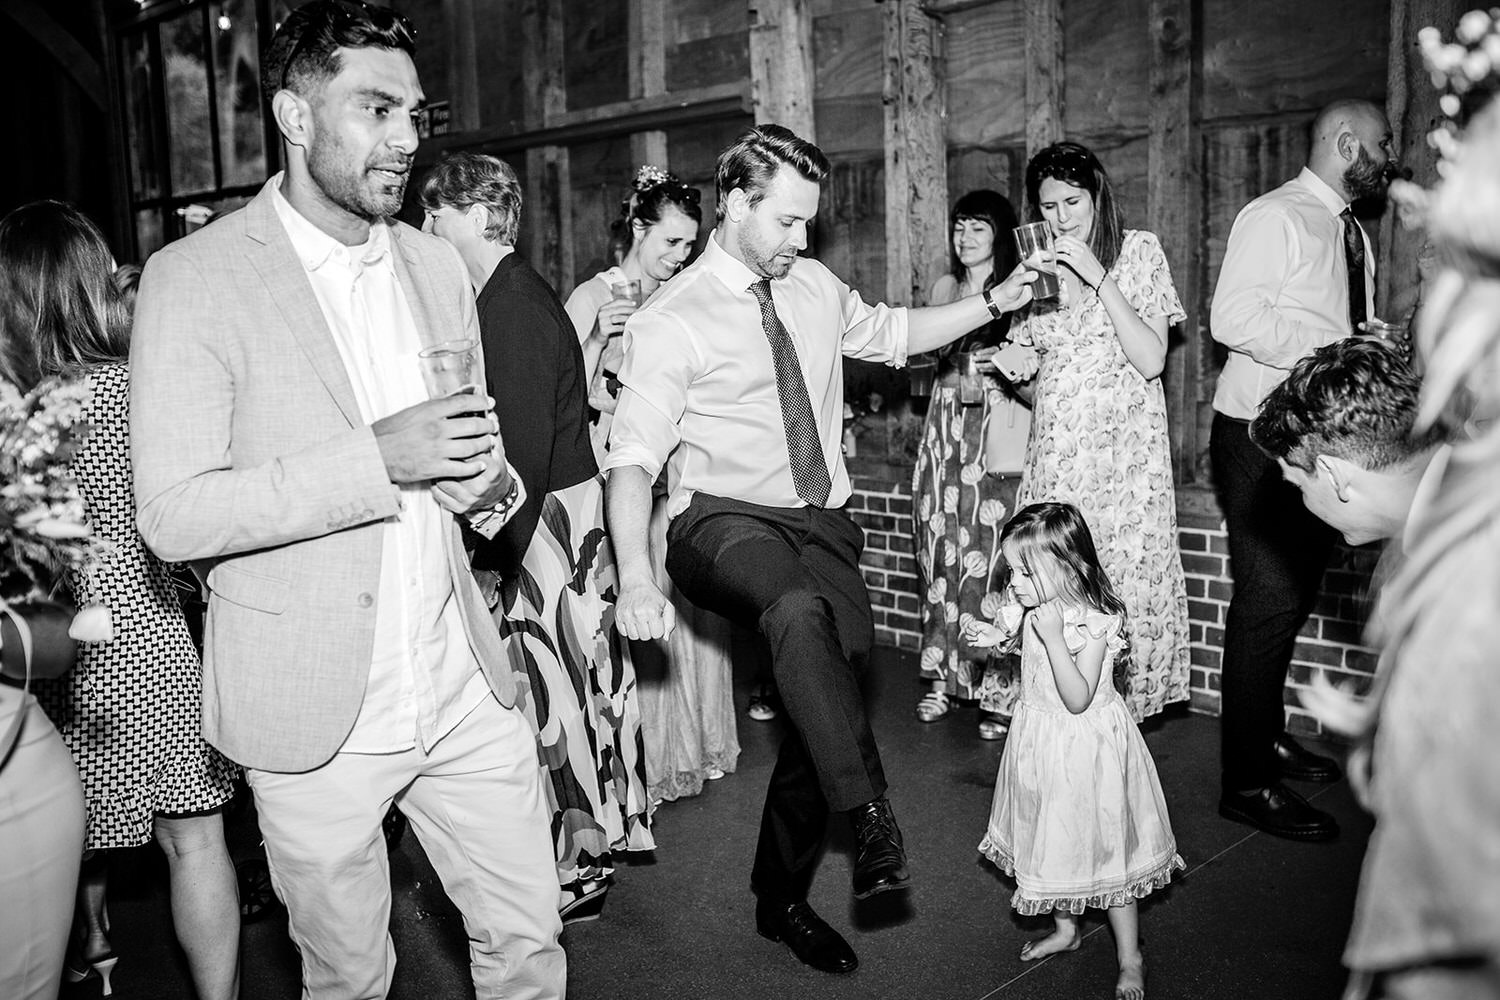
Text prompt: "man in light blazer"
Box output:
[[129, 4, 564, 997]]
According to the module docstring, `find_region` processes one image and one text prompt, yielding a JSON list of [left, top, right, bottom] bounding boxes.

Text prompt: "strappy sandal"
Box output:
[[978, 713, 1010, 741], [916, 689, 951, 722]]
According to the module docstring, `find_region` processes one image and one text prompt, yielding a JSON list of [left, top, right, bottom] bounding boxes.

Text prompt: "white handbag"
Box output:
[[983, 392, 1031, 476]]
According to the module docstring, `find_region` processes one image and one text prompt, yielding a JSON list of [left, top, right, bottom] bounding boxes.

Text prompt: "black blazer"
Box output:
[[473, 253, 598, 580]]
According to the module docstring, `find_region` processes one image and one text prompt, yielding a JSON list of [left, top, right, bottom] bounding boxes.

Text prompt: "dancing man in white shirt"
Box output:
[[604, 124, 1037, 975], [1208, 98, 1395, 843]]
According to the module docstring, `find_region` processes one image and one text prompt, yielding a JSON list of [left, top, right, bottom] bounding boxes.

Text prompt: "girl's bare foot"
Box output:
[[1018, 926, 1080, 961], [1115, 955, 1145, 1000]]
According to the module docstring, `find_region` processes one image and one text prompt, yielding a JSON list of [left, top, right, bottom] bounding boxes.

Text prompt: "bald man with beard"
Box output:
[[1208, 98, 1397, 843]]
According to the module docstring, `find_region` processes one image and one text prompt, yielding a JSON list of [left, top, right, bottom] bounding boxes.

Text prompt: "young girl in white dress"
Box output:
[[964, 501, 1183, 1000]]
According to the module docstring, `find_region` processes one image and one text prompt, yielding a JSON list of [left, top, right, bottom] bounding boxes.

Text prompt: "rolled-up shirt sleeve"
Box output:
[[598, 307, 695, 478], [835, 274, 910, 368]]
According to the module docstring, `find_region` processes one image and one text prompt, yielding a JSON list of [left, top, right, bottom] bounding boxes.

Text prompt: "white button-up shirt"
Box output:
[[601, 232, 909, 516], [271, 180, 489, 754], [1210, 167, 1377, 419]]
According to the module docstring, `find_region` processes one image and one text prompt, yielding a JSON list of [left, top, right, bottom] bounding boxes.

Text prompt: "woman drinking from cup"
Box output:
[[1010, 142, 1191, 722], [565, 167, 740, 807], [911, 189, 1029, 740], [565, 165, 702, 463]]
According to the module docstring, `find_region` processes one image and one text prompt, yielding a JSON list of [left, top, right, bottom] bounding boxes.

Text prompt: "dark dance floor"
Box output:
[[77, 643, 1371, 1000]]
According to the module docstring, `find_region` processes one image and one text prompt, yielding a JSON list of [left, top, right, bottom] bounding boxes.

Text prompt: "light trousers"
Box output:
[[246, 694, 565, 1000], [0, 694, 87, 1000]]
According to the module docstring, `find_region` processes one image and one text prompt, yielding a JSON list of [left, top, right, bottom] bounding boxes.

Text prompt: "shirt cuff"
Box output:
[[464, 463, 527, 540]]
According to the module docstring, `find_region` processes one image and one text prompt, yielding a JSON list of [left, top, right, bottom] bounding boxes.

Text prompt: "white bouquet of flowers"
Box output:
[[0, 375, 112, 684]]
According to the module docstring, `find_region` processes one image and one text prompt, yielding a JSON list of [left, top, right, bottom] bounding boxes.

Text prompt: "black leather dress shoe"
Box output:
[[1219, 783, 1339, 841], [755, 899, 858, 974], [1274, 734, 1343, 783], [849, 797, 911, 899]]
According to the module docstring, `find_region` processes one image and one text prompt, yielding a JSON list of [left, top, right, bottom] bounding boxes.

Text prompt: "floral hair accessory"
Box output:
[[633, 164, 675, 191]]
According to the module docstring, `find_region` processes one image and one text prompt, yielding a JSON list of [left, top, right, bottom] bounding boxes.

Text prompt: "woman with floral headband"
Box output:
[[1008, 142, 1191, 723], [565, 166, 741, 808]]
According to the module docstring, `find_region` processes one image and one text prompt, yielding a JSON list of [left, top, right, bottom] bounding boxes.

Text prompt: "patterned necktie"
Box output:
[[1340, 207, 1368, 331], [749, 279, 832, 507]]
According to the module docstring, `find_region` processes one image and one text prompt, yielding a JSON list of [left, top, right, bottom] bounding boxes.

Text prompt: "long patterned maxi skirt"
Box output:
[[493, 475, 654, 886]]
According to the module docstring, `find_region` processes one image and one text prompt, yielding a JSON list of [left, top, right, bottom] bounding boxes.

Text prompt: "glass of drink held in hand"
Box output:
[[417, 338, 483, 414], [610, 278, 643, 308], [1013, 222, 1060, 300]]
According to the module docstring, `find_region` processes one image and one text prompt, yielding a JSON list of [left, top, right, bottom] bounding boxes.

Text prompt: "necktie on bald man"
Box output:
[[749, 279, 833, 508], [1340, 207, 1368, 332]]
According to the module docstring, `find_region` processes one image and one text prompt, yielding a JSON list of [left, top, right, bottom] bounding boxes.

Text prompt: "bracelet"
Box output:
[[983, 288, 1003, 320]]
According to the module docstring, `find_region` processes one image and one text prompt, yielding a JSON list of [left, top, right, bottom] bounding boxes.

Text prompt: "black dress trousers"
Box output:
[[1210, 413, 1339, 792], [665, 492, 886, 903]]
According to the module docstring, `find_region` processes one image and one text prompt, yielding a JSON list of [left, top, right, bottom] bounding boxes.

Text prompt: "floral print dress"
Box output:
[[912, 348, 1022, 714], [1013, 230, 1191, 721]]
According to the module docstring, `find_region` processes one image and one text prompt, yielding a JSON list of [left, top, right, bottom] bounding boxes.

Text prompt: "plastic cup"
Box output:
[[417, 338, 480, 401], [957, 350, 987, 405], [1013, 222, 1060, 300], [610, 278, 643, 307]]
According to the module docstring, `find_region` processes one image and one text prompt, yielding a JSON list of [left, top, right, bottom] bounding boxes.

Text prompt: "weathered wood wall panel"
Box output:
[[1201, 0, 1387, 119], [1062, 0, 1149, 145], [945, 146, 1021, 219], [564, 3, 628, 112], [1379, 0, 1468, 325], [565, 134, 632, 287], [883, 0, 948, 305], [942, 4, 1024, 147], [472, 0, 526, 134], [812, 4, 884, 155], [666, 0, 749, 92]]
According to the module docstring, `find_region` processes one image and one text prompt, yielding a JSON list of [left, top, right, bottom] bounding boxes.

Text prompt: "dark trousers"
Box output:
[[665, 493, 886, 904], [1210, 413, 1338, 791]]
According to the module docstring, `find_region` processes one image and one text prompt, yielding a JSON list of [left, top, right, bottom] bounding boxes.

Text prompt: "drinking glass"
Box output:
[[417, 338, 480, 400], [957, 349, 992, 406], [610, 278, 643, 307], [1013, 222, 1060, 300]]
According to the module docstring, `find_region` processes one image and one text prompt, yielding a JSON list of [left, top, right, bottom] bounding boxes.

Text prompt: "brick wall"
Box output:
[[847, 464, 1381, 736], [846, 465, 924, 652]]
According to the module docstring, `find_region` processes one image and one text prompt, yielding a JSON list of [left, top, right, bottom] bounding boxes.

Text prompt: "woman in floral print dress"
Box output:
[[911, 190, 1026, 740], [1009, 142, 1191, 721]]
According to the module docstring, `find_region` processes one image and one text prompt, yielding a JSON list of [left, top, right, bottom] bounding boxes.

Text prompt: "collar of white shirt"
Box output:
[[696, 229, 766, 293], [269, 172, 391, 274], [1294, 166, 1351, 219]]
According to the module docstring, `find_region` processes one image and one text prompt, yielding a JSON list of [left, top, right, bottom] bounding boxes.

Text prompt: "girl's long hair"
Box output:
[[0, 200, 129, 387], [1000, 501, 1132, 693]]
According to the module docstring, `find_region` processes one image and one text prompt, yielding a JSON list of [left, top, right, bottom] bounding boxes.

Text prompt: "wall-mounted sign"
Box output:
[[417, 101, 451, 139]]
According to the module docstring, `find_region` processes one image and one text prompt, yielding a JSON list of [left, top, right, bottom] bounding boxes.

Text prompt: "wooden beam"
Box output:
[[521, 0, 572, 290], [628, 0, 668, 168], [0, 0, 107, 110], [1023, 0, 1064, 162], [1378, 0, 1467, 326], [882, 0, 948, 306], [416, 84, 748, 163], [1146, 0, 1202, 485], [443, 0, 480, 133], [748, 0, 816, 140]]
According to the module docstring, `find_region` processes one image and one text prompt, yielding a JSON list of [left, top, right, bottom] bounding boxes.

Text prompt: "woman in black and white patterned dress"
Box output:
[[3, 201, 241, 1000]]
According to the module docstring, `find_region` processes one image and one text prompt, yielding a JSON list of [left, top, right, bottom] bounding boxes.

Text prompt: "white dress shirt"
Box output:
[[1210, 167, 1377, 419], [271, 181, 489, 754], [601, 232, 909, 516]]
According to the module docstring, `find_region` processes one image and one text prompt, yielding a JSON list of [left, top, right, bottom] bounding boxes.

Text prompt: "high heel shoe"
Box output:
[[66, 953, 120, 997], [558, 879, 610, 925]]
